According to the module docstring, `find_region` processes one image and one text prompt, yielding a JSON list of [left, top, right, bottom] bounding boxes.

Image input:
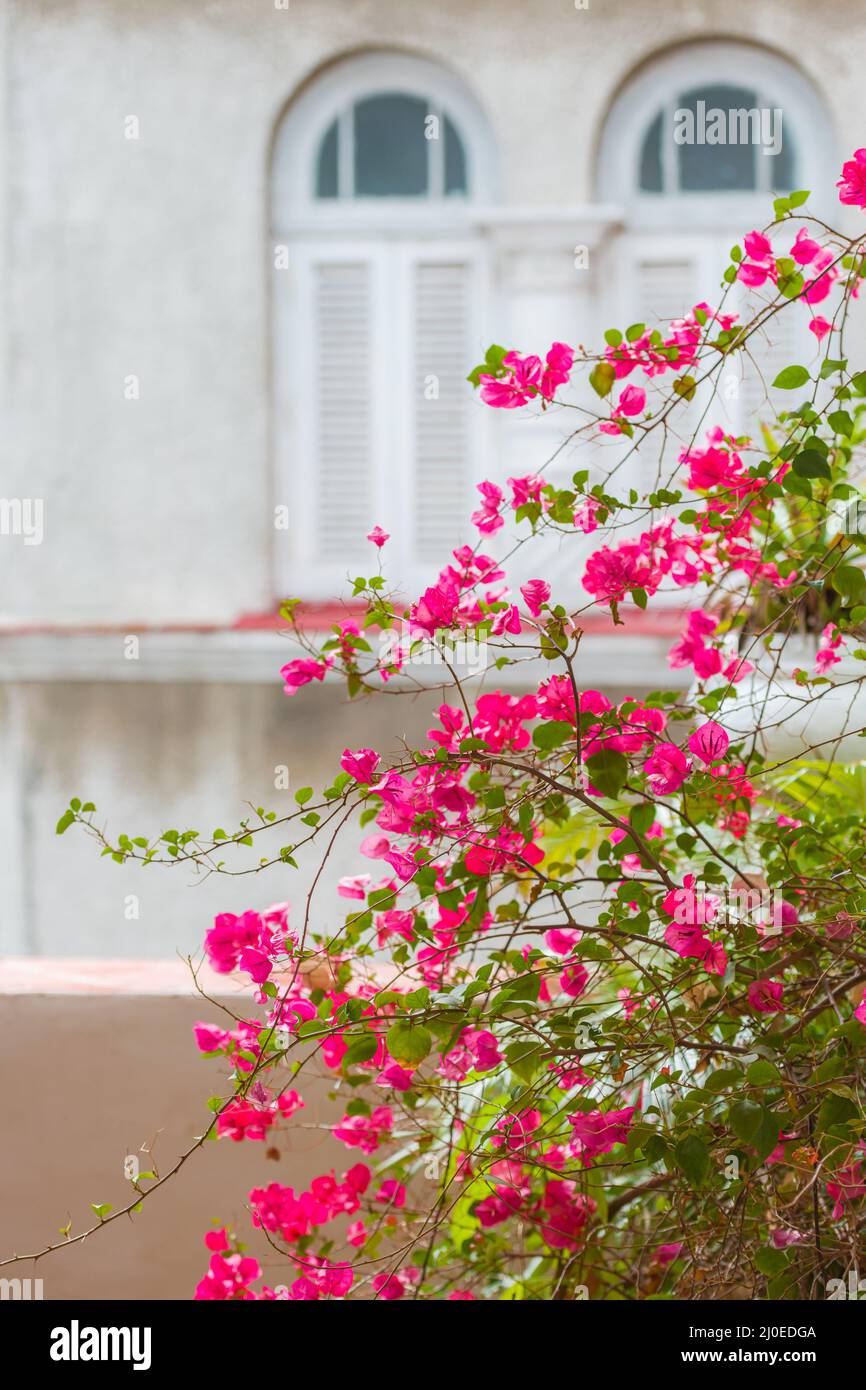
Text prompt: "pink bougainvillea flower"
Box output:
[[748, 979, 785, 1013], [508, 473, 544, 508], [539, 1180, 596, 1250], [204, 1227, 231, 1253], [790, 227, 820, 265], [560, 962, 589, 998], [359, 833, 391, 859], [688, 720, 729, 765], [854, 987, 866, 1027], [837, 148, 866, 208], [375, 1179, 407, 1208], [375, 1062, 415, 1092], [333, 1106, 393, 1155], [337, 874, 371, 900], [808, 315, 832, 340], [520, 579, 551, 617], [600, 383, 647, 434], [827, 1161, 866, 1220], [195, 1251, 262, 1300], [471, 479, 505, 535], [544, 926, 582, 955], [568, 1106, 635, 1161], [815, 622, 844, 673], [539, 341, 575, 399], [617, 384, 646, 416], [653, 1241, 684, 1266], [340, 746, 381, 784], [204, 910, 271, 975], [644, 742, 692, 794], [490, 602, 522, 635], [238, 945, 274, 985], [366, 525, 389, 547], [737, 231, 777, 288], [280, 656, 331, 697], [346, 1220, 367, 1247], [480, 343, 573, 409]]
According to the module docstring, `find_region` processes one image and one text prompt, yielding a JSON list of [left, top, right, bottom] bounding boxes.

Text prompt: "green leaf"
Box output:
[[674, 1134, 710, 1188], [505, 1042, 544, 1083], [746, 1060, 782, 1086], [817, 1092, 858, 1132], [673, 375, 697, 402], [702, 1066, 743, 1095], [589, 361, 616, 398], [585, 749, 628, 799], [386, 1021, 432, 1066], [56, 810, 76, 836], [342, 1034, 379, 1068], [829, 409, 854, 438], [532, 720, 574, 752], [756, 1247, 788, 1276], [772, 365, 809, 390], [792, 450, 831, 480], [835, 564, 866, 604], [729, 1099, 763, 1143]]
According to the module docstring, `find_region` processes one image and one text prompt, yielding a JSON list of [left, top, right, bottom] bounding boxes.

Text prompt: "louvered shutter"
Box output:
[[411, 257, 474, 563], [737, 296, 807, 437], [276, 240, 482, 597], [635, 255, 699, 326], [313, 261, 375, 564], [630, 248, 704, 486], [274, 243, 384, 597]]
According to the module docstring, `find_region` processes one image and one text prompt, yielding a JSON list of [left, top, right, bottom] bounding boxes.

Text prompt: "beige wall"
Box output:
[[0, 988, 340, 1300]]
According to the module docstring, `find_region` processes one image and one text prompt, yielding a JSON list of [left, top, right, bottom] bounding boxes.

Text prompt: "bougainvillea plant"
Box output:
[[17, 151, 866, 1302]]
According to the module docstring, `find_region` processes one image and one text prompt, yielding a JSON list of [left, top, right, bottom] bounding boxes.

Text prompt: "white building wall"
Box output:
[[1, 0, 865, 951]]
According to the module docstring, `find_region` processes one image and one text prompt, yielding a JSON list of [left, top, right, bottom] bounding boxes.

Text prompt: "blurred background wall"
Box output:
[[2, 0, 866, 1303], [3, 0, 864, 955]]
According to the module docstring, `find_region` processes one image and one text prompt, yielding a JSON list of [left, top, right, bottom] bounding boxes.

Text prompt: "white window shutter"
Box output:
[[634, 254, 699, 327], [313, 261, 375, 564], [411, 257, 475, 564], [736, 297, 808, 438], [275, 243, 385, 598], [629, 247, 704, 487], [276, 240, 483, 599]]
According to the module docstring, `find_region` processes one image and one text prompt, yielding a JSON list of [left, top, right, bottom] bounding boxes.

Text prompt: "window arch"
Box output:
[[596, 42, 836, 449], [597, 41, 834, 229], [271, 53, 497, 599]]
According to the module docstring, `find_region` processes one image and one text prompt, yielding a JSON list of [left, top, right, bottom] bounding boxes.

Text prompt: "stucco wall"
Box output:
[[0, 985, 341, 1299], [1, 0, 863, 624], [2, 0, 866, 955]]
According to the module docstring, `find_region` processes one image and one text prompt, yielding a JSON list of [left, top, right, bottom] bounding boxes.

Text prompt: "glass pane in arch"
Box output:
[[771, 126, 796, 191], [639, 110, 664, 192], [316, 119, 339, 198], [444, 114, 467, 195], [354, 93, 429, 197], [677, 84, 758, 192]]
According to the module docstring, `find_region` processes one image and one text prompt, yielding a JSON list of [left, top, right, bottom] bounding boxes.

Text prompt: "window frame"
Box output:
[[272, 52, 498, 240], [270, 53, 498, 599], [597, 41, 837, 231]]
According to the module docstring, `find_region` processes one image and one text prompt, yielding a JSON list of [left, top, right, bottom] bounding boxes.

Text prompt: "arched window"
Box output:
[[271, 54, 497, 599], [597, 41, 836, 443]]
